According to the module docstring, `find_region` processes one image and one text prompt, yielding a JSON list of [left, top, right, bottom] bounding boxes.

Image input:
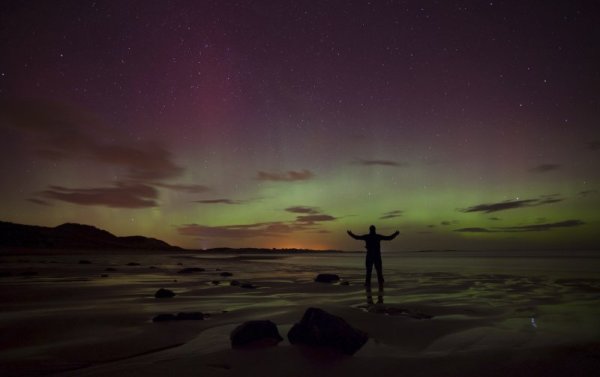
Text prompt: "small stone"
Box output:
[[105, 267, 117, 272], [241, 283, 256, 289], [79, 260, 92, 264], [176, 312, 204, 320], [178, 267, 205, 274], [230, 280, 241, 286], [153, 313, 177, 322], [126, 262, 141, 266], [154, 288, 176, 298], [220, 271, 233, 277], [315, 273, 340, 283]]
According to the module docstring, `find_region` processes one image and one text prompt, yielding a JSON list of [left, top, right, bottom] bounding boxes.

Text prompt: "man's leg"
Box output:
[[374, 254, 384, 285], [365, 254, 373, 286]]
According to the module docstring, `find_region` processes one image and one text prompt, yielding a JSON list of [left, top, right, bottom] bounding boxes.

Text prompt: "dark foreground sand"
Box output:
[[0, 251, 598, 376]]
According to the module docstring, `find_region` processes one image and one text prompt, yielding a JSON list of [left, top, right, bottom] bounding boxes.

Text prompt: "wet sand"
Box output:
[[0, 251, 598, 376]]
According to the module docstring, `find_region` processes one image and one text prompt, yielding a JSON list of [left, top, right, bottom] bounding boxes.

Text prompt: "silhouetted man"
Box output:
[[347, 225, 399, 287]]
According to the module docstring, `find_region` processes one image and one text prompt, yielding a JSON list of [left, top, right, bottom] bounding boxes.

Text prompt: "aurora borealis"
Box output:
[[1, 1, 598, 251]]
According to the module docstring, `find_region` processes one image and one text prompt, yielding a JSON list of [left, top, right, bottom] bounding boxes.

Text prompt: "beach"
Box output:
[[1, 250, 599, 376]]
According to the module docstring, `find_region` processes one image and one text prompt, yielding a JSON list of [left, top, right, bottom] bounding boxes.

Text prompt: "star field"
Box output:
[[1, 1, 599, 250]]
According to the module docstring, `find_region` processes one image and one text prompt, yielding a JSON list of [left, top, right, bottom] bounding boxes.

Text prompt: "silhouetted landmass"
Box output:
[[0, 221, 182, 251], [201, 247, 344, 254]]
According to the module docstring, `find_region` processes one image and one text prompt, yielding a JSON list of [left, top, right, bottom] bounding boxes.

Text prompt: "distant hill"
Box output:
[[202, 247, 345, 254], [0, 221, 182, 251]]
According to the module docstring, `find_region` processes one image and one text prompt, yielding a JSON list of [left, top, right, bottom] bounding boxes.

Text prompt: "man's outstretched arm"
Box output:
[[347, 230, 364, 240], [380, 230, 400, 240]]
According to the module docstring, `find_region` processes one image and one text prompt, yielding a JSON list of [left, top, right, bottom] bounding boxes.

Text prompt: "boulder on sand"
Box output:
[[288, 307, 368, 355], [314, 273, 340, 283], [154, 288, 176, 298], [178, 267, 205, 274], [230, 320, 283, 348]]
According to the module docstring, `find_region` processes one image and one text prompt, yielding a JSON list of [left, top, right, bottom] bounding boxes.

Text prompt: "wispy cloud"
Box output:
[[529, 164, 560, 173], [579, 190, 598, 197], [380, 210, 403, 220], [454, 227, 491, 233], [39, 182, 158, 208], [588, 141, 600, 151], [454, 219, 584, 233], [285, 206, 320, 214], [0, 99, 184, 181], [355, 159, 407, 167], [27, 198, 52, 206], [179, 205, 338, 239], [295, 214, 336, 224], [178, 222, 293, 238], [256, 170, 314, 182], [460, 195, 564, 214], [194, 199, 244, 205], [154, 183, 210, 193]]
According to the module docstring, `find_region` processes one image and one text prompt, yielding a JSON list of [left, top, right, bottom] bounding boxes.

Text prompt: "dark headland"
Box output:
[[0, 221, 182, 251]]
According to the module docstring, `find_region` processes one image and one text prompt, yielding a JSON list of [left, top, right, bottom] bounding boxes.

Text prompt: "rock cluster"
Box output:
[[230, 307, 368, 355]]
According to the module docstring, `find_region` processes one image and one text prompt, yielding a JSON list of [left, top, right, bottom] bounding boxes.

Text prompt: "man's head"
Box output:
[[369, 225, 376, 234]]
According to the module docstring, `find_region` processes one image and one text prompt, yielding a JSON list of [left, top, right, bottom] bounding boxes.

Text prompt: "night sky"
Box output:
[[1, 1, 599, 251]]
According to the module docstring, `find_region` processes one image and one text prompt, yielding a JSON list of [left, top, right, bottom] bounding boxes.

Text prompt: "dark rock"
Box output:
[[79, 260, 92, 264], [220, 271, 233, 277], [230, 320, 283, 348], [241, 283, 256, 289], [105, 267, 117, 272], [230, 280, 241, 286], [315, 273, 340, 283], [177, 262, 183, 265], [154, 288, 176, 298], [152, 312, 204, 322], [149, 266, 157, 269], [212, 280, 220, 285], [19, 271, 38, 276], [153, 313, 177, 322], [0, 271, 12, 278], [176, 312, 204, 320], [178, 267, 205, 274], [340, 281, 350, 286], [288, 307, 368, 355], [126, 262, 141, 266], [100, 274, 108, 278]]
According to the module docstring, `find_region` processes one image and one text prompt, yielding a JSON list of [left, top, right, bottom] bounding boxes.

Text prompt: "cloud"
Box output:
[[588, 141, 600, 151], [154, 183, 210, 193], [285, 206, 320, 214], [0, 99, 183, 181], [356, 159, 407, 167], [454, 219, 584, 233], [178, 205, 338, 239], [295, 214, 336, 223], [178, 222, 294, 239], [497, 219, 584, 232], [380, 210, 403, 220], [194, 199, 243, 205], [256, 170, 314, 181], [453, 227, 493, 233], [579, 190, 598, 197], [529, 164, 560, 173], [27, 198, 52, 206], [39, 182, 158, 208], [461, 195, 564, 213]]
